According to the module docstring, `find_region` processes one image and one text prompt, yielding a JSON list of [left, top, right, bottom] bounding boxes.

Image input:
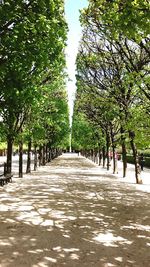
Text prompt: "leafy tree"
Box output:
[[81, 0, 150, 100], [83, 0, 149, 41], [0, 0, 68, 173], [72, 0, 150, 183], [15, 73, 70, 177]]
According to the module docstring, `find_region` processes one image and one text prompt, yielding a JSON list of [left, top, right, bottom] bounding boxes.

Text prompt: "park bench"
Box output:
[[0, 163, 13, 186]]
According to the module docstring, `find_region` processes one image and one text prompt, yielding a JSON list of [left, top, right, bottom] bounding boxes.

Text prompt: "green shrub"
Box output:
[[144, 157, 150, 168], [126, 155, 135, 164], [126, 154, 150, 168]]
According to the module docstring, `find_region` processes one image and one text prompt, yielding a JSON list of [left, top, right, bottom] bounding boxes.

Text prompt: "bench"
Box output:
[[0, 163, 13, 186]]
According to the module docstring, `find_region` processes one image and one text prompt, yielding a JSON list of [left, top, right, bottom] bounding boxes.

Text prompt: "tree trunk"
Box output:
[[19, 140, 23, 178], [34, 145, 38, 171], [48, 147, 51, 162], [26, 139, 32, 173], [129, 130, 142, 184], [110, 126, 117, 174], [38, 145, 42, 166], [120, 126, 127, 177], [98, 148, 102, 166], [92, 150, 94, 162], [112, 145, 118, 174], [51, 148, 54, 160], [93, 149, 95, 162], [95, 149, 98, 164], [46, 144, 48, 163], [42, 145, 46, 165], [6, 135, 13, 174], [102, 146, 106, 167], [106, 132, 110, 171]]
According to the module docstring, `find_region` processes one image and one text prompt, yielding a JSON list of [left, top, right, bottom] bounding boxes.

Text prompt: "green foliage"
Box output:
[[0, 0, 69, 149], [72, 101, 105, 151], [72, 0, 150, 156], [72, 113, 95, 150], [126, 105, 150, 149], [82, 0, 150, 41], [22, 76, 70, 149], [0, 142, 6, 150]]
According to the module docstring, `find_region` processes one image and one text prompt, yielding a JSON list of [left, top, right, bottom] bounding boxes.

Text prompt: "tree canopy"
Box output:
[[72, 0, 150, 183], [0, 0, 70, 173]]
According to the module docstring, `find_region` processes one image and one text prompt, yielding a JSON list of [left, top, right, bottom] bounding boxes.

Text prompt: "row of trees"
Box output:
[[72, 0, 150, 184], [0, 0, 70, 177]]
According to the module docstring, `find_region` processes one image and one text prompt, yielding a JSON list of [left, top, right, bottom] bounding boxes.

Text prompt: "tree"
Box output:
[[72, 0, 150, 183], [81, 0, 150, 100], [0, 0, 68, 173]]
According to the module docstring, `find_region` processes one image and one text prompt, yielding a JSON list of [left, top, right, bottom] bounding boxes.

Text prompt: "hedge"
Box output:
[[126, 155, 150, 168]]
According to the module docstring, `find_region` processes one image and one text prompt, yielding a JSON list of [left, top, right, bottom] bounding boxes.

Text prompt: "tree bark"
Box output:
[[26, 139, 31, 173], [6, 135, 13, 174], [98, 148, 102, 166], [46, 144, 48, 163], [106, 132, 110, 171], [19, 140, 23, 178], [110, 126, 117, 174], [129, 130, 142, 184], [93, 149, 96, 163], [34, 145, 38, 171], [102, 146, 106, 167], [42, 145, 46, 165], [38, 145, 42, 166], [112, 145, 118, 174], [48, 147, 51, 162], [120, 126, 127, 177], [95, 149, 98, 164]]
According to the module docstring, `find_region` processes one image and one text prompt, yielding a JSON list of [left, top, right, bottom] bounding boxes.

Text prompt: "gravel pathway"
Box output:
[[0, 153, 150, 267]]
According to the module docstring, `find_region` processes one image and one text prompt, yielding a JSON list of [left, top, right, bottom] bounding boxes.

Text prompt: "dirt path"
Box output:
[[0, 153, 150, 267]]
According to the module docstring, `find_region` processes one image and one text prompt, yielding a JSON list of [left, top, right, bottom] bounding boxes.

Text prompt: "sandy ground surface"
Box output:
[[0, 153, 150, 267]]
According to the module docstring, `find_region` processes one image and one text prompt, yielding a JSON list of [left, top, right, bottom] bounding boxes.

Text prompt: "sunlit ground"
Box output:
[[0, 153, 150, 267]]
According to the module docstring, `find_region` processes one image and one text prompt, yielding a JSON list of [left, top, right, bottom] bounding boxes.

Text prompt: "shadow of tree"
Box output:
[[0, 154, 150, 266]]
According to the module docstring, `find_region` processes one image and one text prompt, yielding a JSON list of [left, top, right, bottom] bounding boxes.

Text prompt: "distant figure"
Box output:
[[139, 153, 144, 171]]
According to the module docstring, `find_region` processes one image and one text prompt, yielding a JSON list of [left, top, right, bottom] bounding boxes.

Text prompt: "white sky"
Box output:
[[65, 0, 88, 125]]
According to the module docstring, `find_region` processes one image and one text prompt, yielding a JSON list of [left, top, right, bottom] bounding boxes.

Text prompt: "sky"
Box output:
[[65, 0, 88, 125]]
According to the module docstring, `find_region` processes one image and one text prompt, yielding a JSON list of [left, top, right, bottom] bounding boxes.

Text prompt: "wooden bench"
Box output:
[[0, 163, 13, 186]]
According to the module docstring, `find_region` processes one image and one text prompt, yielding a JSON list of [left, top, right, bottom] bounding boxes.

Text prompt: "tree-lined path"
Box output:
[[0, 153, 150, 267]]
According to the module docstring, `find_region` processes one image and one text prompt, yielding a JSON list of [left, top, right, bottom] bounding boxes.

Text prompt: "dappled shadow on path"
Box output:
[[0, 154, 150, 267]]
